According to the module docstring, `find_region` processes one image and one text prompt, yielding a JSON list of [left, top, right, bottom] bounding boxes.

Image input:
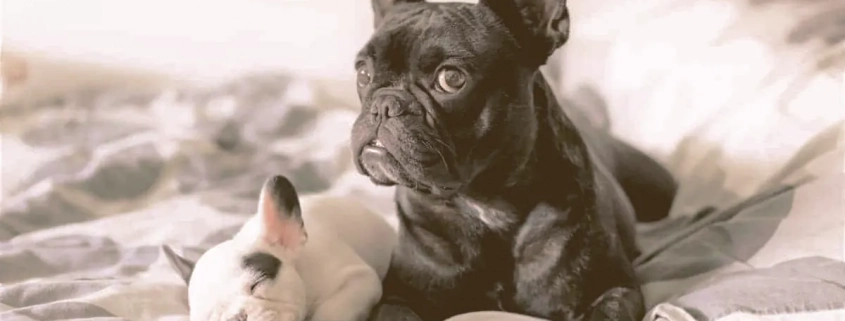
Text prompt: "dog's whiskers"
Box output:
[[421, 139, 450, 172], [431, 136, 453, 154]]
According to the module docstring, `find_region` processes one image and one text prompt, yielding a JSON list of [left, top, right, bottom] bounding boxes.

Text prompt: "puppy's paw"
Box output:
[[585, 287, 644, 321], [223, 296, 304, 321], [368, 303, 423, 321]]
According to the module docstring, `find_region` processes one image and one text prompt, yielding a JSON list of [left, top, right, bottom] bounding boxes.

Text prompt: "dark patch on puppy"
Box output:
[[241, 252, 282, 283]]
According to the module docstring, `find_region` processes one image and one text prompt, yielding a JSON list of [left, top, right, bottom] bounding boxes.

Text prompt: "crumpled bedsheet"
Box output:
[[1, 71, 842, 321], [0, 75, 393, 320]]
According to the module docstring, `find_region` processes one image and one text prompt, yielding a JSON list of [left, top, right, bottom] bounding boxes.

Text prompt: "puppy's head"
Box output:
[[189, 175, 309, 321], [350, 0, 570, 195]]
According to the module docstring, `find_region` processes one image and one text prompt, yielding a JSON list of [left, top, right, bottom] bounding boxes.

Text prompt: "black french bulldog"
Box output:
[[349, 0, 678, 320]]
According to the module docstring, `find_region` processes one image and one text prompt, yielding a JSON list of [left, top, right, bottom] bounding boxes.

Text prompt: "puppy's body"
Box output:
[[350, 1, 677, 321], [189, 177, 397, 321]]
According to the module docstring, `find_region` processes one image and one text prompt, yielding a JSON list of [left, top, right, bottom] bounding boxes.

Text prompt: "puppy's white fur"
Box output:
[[189, 182, 397, 321]]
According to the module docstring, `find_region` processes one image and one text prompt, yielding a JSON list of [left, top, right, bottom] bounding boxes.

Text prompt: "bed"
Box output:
[[1, 0, 843, 320]]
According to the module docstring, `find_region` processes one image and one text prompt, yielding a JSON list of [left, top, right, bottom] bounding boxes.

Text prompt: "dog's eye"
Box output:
[[436, 67, 466, 94], [356, 65, 372, 87], [248, 277, 266, 294]]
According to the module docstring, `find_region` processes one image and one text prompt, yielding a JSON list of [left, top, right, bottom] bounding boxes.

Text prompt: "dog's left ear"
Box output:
[[372, 0, 424, 28], [256, 175, 308, 253], [479, 0, 570, 67]]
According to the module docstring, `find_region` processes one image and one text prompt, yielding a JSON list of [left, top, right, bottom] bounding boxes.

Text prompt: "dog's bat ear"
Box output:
[[161, 245, 195, 285], [479, 0, 570, 67], [256, 175, 307, 252], [372, 0, 424, 28]]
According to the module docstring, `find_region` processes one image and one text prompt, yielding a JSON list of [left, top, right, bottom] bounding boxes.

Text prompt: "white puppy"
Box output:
[[188, 175, 397, 321]]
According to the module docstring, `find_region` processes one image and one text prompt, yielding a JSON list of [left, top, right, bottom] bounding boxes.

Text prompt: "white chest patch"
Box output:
[[460, 197, 516, 231]]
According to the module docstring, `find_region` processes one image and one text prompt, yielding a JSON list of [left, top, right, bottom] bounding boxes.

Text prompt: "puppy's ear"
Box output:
[[161, 245, 195, 285], [256, 175, 307, 252], [372, 0, 424, 28], [479, 0, 570, 67]]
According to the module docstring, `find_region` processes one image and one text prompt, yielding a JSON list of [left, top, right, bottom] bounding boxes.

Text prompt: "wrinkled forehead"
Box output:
[[358, 3, 510, 73]]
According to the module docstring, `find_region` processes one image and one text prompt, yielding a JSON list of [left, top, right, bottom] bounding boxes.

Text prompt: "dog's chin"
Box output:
[[359, 145, 405, 186], [357, 145, 461, 195]]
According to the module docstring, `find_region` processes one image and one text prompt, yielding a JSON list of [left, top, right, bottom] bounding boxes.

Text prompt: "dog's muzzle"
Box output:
[[356, 92, 414, 186], [359, 137, 399, 185], [353, 90, 461, 194]]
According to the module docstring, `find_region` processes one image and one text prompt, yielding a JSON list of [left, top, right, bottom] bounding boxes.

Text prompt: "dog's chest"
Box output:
[[453, 196, 519, 232], [432, 199, 522, 306]]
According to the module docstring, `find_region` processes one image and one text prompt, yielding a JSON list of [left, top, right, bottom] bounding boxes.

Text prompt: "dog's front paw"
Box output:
[[585, 287, 644, 321], [223, 310, 298, 321], [220, 297, 304, 321], [222, 308, 300, 321], [367, 303, 423, 321]]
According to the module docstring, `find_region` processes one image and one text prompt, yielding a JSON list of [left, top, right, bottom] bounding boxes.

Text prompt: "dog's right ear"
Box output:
[[372, 0, 424, 28], [479, 0, 570, 67], [256, 175, 307, 253]]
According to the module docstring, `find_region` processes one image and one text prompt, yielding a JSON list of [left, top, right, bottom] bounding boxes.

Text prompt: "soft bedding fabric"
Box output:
[[556, 0, 845, 214], [548, 0, 845, 319], [1, 73, 842, 321], [0, 75, 398, 320], [1, 1, 844, 321]]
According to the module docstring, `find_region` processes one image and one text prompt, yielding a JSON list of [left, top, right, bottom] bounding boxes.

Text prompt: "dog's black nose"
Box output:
[[371, 94, 405, 118]]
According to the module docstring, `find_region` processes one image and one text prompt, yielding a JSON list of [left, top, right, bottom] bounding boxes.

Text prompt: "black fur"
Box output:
[[350, 1, 678, 320], [241, 251, 282, 281]]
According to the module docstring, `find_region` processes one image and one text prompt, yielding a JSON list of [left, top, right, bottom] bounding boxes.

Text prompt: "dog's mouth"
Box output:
[[368, 139, 385, 148], [357, 137, 462, 196], [359, 138, 404, 186]]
